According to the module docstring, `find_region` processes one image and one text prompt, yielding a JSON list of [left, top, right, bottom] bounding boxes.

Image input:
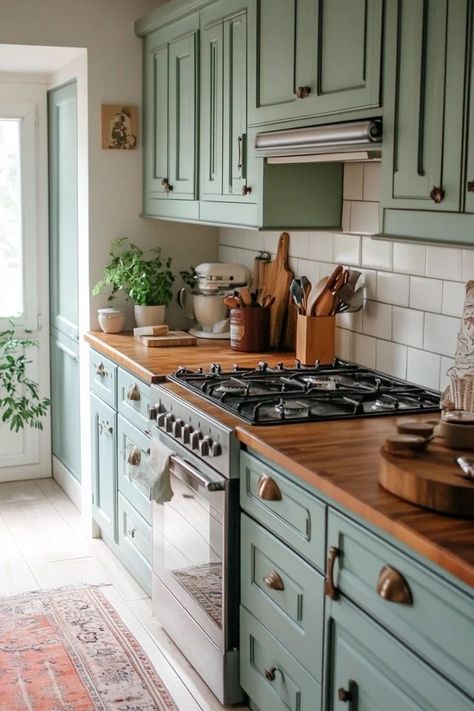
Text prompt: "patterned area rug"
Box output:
[[0, 585, 177, 710], [173, 562, 222, 628]]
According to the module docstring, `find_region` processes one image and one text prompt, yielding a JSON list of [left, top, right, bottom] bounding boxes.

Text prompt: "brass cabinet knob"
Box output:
[[96, 363, 107, 377], [161, 178, 173, 192], [376, 565, 413, 605], [241, 184, 252, 196], [338, 686, 352, 703], [264, 666, 277, 681], [295, 85, 311, 99], [257, 474, 282, 501], [128, 527, 137, 539], [263, 570, 285, 590], [127, 383, 141, 401], [324, 546, 340, 600], [127, 446, 141, 466], [467, 180, 474, 193], [429, 185, 444, 203]]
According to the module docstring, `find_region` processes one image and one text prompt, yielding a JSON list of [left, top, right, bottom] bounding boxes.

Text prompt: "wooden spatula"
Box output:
[[313, 265, 344, 316]]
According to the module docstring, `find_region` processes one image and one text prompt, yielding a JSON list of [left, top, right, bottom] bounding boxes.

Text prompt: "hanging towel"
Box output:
[[149, 437, 175, 504]]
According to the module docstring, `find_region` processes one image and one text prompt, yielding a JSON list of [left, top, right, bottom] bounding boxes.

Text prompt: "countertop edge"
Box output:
[[85, 332, 163, 384]]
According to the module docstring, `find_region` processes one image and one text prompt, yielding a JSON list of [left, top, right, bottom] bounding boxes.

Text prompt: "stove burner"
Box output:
[[215, 383, 248, 395], [274, 399, 309, 418], [372, 395, 399, 411], [302, 376, 337, 390]]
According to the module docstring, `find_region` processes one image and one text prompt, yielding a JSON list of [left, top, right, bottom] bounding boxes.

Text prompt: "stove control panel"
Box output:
[[150, 385, 234, 477]]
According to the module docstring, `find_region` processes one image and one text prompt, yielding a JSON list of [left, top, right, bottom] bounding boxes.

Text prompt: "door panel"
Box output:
[[223, 11, 248, 195], [91, 394, 117, 541], [201, 22, 224, 197], [465, 6, 474, 213]]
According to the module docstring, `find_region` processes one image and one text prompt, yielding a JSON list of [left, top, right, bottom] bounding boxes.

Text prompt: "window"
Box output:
[[0, 118, 23, 318]]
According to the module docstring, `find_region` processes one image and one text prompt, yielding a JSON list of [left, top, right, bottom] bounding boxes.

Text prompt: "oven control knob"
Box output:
[[210, 441, 222, 457], [191, 430, 202, 450], [164, 413, 175, 432], [172, 418, 184, 438], [182, 423, 193, 444], [199, 436, 212, 457], [157, 412, 166, 428]]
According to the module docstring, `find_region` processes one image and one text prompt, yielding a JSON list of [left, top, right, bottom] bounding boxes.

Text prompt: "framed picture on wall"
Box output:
[[101, 104, 138, 149]]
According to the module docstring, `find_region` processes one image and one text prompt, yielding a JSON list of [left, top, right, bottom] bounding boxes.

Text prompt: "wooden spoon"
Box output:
[[314, 265, 344, 316]]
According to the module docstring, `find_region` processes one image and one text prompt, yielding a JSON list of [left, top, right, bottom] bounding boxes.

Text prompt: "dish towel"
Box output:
[[149, 437, 175, 504]]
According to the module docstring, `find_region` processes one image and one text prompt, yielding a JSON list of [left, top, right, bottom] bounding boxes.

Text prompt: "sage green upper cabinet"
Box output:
[[248, 0, 383, 126], [142, 13, 199, 221], [464, 7, 474, 215]]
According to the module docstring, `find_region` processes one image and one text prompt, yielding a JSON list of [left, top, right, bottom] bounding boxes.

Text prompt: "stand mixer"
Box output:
[[177, 262, 251, 339]]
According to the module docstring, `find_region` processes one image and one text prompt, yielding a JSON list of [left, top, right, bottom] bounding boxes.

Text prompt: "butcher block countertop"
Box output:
[[86, 331, 474, 589]]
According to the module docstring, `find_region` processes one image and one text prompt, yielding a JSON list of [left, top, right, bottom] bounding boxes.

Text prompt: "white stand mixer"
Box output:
[[177, 263, 251, 339]]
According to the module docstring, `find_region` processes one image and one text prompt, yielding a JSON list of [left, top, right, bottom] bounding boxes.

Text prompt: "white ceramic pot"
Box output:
[[134, 304, 166, 327], [97, 308, 125, 334]]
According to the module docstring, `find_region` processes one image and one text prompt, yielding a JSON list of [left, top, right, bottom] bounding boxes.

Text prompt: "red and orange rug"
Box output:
[[0, 585, 177, 710]]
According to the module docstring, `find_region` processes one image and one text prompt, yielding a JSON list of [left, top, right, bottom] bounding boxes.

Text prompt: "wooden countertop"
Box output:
[[85, 332, 474, 589], [85, 331, 290, 382]]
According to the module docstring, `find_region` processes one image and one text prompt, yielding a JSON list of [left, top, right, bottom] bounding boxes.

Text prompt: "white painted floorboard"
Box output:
[[0, 478, 249, 711]]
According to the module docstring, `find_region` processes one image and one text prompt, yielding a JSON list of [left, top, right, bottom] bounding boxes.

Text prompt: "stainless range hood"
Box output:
[[255, 119, 382, 163]]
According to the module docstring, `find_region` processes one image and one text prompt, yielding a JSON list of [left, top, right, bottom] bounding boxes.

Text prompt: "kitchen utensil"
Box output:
[[290, 279, 305, 313], [300, 276, 311, 313], [456, 456, 474, 479], [307, 276, 328, 316], [313, 265, 344, 316], [261, 232, 293, 348], [239, 286, 253, 306], [253, 251, 271, 292], [336, 286, 364, 313], [296, 314, 335, 365], [224, 295, 241, 309], [336, 269, 362, 305], [134, 331, 197, 347], [260, 294, 275, 308]]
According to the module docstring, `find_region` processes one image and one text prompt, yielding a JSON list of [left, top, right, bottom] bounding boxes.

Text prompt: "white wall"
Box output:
[[220, 162, 474, 392]]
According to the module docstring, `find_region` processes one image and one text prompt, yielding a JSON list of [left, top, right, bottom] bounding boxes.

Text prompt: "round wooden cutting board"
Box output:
[[379, 441, 474, 516]]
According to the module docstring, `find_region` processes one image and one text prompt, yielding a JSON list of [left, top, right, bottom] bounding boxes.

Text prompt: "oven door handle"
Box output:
[[169, 454, 226, 492]]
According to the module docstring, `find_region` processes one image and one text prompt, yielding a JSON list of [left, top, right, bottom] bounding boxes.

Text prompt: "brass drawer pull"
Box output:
[[98, 420, 113, 435], [467, 180, 474, 193], [263, 570, 284, 591], [264, 666, 277, 681], [127, 383, 141, 401], [295, 85, 311, 99], [128, 527, 137, 539], [257, 474, 282, 501], [324, 546, 340, 600], [376, 565, 413, 605], [95, 362, 107, 377], [241, 184, 252, 196], [161, 177, 173, 192], [128, 446, 141, 466], [429, 185, 444, 203]]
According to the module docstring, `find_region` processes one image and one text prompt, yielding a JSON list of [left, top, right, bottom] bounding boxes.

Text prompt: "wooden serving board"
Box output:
[[262, 232, 293, 349], [134, 331, 197, 348], [379, 440, 474, 516]]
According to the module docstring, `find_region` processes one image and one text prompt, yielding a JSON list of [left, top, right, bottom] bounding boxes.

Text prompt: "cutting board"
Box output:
[[379, 440, 474, 516], [134, 331, 197, 347], [262, 232, 293, 349]]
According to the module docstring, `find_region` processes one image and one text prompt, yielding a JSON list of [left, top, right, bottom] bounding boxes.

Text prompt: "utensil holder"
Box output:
[[296, 314, 335, 365], [230, 307, 270, 352]]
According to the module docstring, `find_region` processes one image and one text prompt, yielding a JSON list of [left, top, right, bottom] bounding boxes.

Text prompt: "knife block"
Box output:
[[296, 315, 335, 365]]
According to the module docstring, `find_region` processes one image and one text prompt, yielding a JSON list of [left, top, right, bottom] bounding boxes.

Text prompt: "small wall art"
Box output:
[[101, 104, 138, 149]]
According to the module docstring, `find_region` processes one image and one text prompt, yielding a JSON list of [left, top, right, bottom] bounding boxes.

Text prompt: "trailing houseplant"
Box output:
[[92, 237, 175, 327], [0, 322, 50, 432]]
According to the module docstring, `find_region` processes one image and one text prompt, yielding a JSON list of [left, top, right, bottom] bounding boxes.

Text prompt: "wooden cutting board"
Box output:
[[262, 232, 293, 349], [134, 331, 197, 347], [379, 440, 474, 516]]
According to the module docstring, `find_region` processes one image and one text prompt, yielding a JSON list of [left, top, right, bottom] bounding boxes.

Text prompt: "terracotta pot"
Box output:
[[134, 304, 166, 327]]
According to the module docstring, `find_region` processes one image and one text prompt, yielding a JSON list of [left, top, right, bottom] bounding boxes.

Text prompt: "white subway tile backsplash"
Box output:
[[393, 241, 426, 275], [342, 200, 351, 232], [289, 232, 308, 259], [353, 333, 376, 368], [359, 269, 377, 299], [297, 258, 320, 285], [362, 300, 392, 340], [462, 249, 474, 282], [343, 163, 364, 200], [333, 233, 360, 266], [336, 309, 363, 333], [376, 340, 407, 380], [376, 271, 409, 306], [423, 313, 460, 357], [425, 245, 462, 281], [407, 349, 441, 390], [306, 231, 334, 262], [363, 162, 381, 202], [442, 281, 466, 317], [409, 276, 442, 312], [350, 201, 380, 234], [392, 307, 424, 348], [335, 327, 353, 361], [361, 236, 392, 270]]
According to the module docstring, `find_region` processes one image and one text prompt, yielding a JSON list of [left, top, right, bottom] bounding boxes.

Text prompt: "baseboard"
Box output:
[[52, 456, 81, 510]]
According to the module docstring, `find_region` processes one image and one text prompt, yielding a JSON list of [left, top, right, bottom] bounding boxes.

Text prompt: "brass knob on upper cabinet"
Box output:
[[127, 383, 141, 401], [295, 85, 311, 99], [257, 474, 282, 501], [241, 184, 252, 196], [161, 178, 173, 192], [376, 565, 413, 605], [467, 180, 474, 193], [264, 666, 277, 681], [263, 570, 285, 590], [429, 185, 444, 203]]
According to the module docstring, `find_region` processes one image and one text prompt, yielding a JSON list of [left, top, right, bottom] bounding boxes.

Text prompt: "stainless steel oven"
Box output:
[[150, 384, 241, 705]]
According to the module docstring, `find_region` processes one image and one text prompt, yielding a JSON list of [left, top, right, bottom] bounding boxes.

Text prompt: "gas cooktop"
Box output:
[[168, 359, 440, 425]]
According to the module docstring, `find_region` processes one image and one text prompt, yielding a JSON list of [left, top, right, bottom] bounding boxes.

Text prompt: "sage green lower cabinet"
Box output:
[[117, 493, 152, 595], [91, 393, 117, 541], [117, 415, 152, 525]]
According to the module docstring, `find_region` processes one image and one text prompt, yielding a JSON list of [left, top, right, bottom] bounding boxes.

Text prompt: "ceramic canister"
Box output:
[[97, 308, 125, 334], [230, 307, 270, 352]]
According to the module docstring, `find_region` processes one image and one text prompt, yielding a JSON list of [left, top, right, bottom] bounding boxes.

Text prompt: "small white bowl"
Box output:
[[98, 308, 125, 334]]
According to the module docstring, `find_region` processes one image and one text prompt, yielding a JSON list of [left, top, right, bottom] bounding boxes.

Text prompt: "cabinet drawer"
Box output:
[[117, 416, 152, 525], [327, 510, 474, 697], [118, 494, 152, 594], [325, 596, 473, 711], [240, 607, 321, 711], [90, 351, 117, 407], [241, 514, 324, 681], [240, 451, 326, 571], [117, 369, 151, 432]]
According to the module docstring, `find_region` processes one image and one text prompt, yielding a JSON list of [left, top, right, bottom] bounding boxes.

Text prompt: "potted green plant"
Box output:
[[0, 323, 50, 432], [92, 237, 175, 327]]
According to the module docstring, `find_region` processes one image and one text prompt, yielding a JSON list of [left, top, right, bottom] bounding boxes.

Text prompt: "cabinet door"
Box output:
[[50, 331, 81, 481], [223, 10, 248, 196], [465, 7, 474, 214], [143, 30, 169, 202], [249, 0, 382, 125], [324, 597, 473, 711], [91, 394, 117, 541], [382, 0, 467, 212], [201, 21, 224, 198]]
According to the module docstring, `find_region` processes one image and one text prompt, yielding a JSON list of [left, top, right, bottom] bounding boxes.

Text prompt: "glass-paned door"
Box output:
[[0, 119, 23, 319]]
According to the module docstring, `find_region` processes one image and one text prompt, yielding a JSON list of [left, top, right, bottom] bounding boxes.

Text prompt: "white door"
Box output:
[[0, 82, 51, 481]]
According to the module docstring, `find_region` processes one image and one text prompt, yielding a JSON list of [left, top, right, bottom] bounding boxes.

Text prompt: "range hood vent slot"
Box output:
[[255, 119, 382, 163]]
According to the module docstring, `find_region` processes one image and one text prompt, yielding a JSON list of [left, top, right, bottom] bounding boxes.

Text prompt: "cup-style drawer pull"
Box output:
[[324, 546, 340, 600], [376, 565, 413, 605], [128, 527, 137, 539], [127, 446, 141, 466], [95, 363, 107, 377], [264, 666, 277, 681], [161, 177, 173, 192], [127, 383, 141, 401], [263, 570, 285, 591], [338, 685, 352, 703], [295, 85, 311, 99], [429, 185, 444, 203], [99, 420, 113, 435], [467, 180, 474, 193], [241, 184, 252, 196], [257, 474, 282, 501]]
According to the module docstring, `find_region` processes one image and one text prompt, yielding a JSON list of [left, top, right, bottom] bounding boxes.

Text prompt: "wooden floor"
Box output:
[[0, 477, 249, 711]]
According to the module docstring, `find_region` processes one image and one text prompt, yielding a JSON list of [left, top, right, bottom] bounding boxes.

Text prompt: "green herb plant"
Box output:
[[92, 237, 175, 306], [0, 323, 50, 432], [179, 266, 198, 290]]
